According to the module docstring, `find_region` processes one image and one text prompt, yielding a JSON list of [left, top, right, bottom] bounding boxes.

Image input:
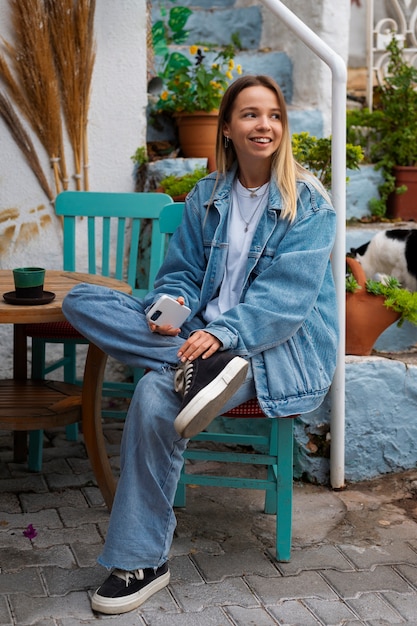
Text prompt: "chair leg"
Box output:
[[29, 339, 79, 471], [265, 419, 277, 515], [275, 417, 293, 562], [174, 469, 186, 507], [28, 430, 44, 471]]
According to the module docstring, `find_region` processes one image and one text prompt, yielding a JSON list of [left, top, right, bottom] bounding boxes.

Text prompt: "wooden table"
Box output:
[[0, 269, 131, 507]]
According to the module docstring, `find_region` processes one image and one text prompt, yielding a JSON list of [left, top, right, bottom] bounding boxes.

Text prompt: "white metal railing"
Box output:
[[260, 0, 347, 489]]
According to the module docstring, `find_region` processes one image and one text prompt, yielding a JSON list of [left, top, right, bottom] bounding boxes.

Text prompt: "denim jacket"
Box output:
[[144, 166, 339, 417]]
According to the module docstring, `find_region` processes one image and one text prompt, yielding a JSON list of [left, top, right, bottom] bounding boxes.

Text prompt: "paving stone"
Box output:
[[246, 571, 338, 603], [45, 471, 96, 490], [278, 544, 354, 575], [10, 591, 93, 623], [169, 578, 259, 611], [0, 545, 74, 571], [0, 475, 47, 494], [0, 595, 13, 626], [30, 524, 101, 549], [361, 619, 406, 626], [226, 605, 281, 625], [82, 485, 106, 506], [63, 614, 146, 625], [169, 536, 223, 557], [42, 564, 103, 594], [143, 606, 235, 626], [58, 505, 109, 527], [0, 509, 62, 531], [0, 569, 44, 595], [385, 593, 417, 625], [20, 488, 87, 512], [133, 586, 177, 613], [0, 530, 30, 550], [395, 563, 417, 586], [169, 555, 205, 583], [339, 542, 417, 569], [193, 548, 278, 582], [0, 492, 21, 514], [71, 541, 104, 567], [269, 600, 322, 625], [346, 592, 404, 623], [304, 597, 362, 624], [322, 566, 412, 598]]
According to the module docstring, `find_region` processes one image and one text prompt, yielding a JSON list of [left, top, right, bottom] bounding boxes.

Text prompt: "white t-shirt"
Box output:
[[204, 178, 269, 323]]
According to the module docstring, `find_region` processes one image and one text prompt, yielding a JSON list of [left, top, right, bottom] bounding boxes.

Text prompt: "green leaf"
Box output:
[[168, 6, 192, 33]]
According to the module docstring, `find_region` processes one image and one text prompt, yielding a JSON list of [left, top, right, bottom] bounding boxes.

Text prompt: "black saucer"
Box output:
[[3, 291, 56, 306]]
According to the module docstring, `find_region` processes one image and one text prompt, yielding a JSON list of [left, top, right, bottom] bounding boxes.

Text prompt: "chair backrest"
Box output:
[[55, 191, 173, 298], [159, 201, 185, 239]]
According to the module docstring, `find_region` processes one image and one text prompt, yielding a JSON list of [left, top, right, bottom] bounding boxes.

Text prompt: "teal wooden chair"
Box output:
[[159, 202, 295, 562], [24, 190, 173, 471]]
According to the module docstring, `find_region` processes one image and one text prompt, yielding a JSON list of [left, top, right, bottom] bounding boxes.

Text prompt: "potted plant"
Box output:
[[347, 35, 417, 219], [151, 6, 242, 170], [345, 256, 417, 355], [158, 165, 208, 200], [291, 132, 364, 187]]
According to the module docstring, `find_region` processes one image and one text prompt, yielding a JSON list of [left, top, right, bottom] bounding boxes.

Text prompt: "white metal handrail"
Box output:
[[260, 0, 347, 489]]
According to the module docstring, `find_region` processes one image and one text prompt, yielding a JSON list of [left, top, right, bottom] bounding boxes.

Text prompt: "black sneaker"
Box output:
[[174, 352, 248, 438], [91, 562, 170, 614]]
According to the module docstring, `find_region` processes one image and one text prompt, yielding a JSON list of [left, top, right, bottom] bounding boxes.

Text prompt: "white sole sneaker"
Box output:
[[174, 356, 248, 438], [91, 569, 170, 614]]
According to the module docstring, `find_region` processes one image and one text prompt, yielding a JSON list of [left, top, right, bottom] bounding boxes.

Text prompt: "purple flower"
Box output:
[[23, 524, 37, 539]]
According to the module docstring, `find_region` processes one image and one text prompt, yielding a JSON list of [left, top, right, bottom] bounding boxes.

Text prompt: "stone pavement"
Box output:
[[1, 421, 417, 626]]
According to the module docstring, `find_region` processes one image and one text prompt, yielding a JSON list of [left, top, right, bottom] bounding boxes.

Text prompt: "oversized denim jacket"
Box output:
[[144, 166, 339, 417]]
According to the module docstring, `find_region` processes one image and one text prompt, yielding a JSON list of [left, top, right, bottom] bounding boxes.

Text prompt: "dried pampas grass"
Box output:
[[0, 92, 54, 201], [2, 0, 67, 192], [0, 0, 96, 198], [46, 0, 96, 190]]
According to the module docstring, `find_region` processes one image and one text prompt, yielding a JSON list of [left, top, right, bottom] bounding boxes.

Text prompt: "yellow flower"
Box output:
[[228, 59, 235, 70], [226, 70, 233, 80], [237, 64, 242, 75], [189, 45, 198, 55], [161, 90, 169, 101]]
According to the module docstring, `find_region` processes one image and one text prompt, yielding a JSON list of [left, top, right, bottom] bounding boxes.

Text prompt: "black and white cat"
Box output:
[[350, 229, 417, 291]]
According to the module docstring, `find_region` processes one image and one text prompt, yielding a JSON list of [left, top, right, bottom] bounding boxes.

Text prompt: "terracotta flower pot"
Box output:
[[345, 257, 401, 356], [386, 166, 417, 220], [175, 111, 218, 172]]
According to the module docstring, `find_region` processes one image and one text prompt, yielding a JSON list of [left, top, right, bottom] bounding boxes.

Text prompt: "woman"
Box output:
[[62, 75, 339, 615]]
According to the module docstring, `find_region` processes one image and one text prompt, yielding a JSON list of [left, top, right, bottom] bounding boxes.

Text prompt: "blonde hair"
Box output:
[[214, 75, 327, 221]]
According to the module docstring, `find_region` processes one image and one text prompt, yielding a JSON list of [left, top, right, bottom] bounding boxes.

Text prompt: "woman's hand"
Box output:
[[148, 296, 186, 336], [178, 330, 221, 362]]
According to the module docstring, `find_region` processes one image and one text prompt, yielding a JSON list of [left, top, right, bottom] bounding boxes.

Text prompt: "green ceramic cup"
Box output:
[[13, 267, 45, 299]]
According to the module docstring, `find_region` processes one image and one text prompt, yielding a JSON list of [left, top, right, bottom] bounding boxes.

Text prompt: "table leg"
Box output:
[[82, 342, 116, 510], [13, 325, 28, 461]]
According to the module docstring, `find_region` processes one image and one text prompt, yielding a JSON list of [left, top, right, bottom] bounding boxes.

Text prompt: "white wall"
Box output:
[[0, 0, 146, 378]]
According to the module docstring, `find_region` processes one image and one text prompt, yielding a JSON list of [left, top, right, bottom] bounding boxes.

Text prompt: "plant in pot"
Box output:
[[158, 165, 208, 201], [151, 6, 242, 171], [345, 256, 417, 355], [347, 35, 417, 219], [291, 132, 364, 188]]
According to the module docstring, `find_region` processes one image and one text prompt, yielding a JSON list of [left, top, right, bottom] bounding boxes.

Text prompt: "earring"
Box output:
[[224, 136, 230, 148]]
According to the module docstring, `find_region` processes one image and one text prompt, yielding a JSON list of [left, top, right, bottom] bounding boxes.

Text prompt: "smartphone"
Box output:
[[146, 295, 191, 327]]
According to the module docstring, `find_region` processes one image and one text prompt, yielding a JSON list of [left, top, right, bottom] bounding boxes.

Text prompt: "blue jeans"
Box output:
[[62, 284, 255, 570]]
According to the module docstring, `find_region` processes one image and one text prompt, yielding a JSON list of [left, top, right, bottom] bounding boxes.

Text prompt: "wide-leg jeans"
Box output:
[[62, 284, 255, 570]]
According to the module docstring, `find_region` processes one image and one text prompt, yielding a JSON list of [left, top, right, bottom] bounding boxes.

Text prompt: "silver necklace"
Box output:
[[235, 183, 269, 232], [246, 185, 262, 198]]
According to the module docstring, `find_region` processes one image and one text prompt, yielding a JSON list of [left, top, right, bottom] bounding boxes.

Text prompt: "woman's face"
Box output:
[[223, 85, 283, 165]]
